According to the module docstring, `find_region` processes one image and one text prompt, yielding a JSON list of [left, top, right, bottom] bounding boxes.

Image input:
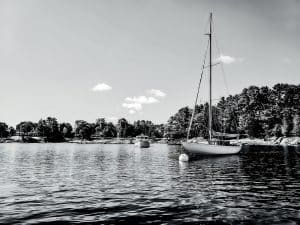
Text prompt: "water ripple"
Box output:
[[0, 144, 299, 224]]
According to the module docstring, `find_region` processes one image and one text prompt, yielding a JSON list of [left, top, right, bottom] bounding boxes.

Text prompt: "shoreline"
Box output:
[[1, 136, 300, 146], [232, 137, 300, 147], [0, 137, 136, 145]]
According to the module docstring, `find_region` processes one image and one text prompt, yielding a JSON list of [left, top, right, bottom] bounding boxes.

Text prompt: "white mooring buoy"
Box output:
[[179, 153, 189, 162]]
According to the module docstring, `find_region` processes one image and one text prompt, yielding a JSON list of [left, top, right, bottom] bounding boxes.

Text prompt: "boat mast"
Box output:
[[208, 12, 212, 143]]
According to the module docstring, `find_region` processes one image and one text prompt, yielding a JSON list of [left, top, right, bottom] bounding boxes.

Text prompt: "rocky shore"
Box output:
[[231, 136, 300, 146]]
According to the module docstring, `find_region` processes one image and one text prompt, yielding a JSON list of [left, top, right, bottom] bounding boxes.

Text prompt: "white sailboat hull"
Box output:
[[182, 142, 241, 155]]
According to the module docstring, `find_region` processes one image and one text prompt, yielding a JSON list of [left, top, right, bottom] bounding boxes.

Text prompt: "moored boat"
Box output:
[[182, 141, 241, 155], [181, 13, 242, 158], [135, 135, 150, 148]]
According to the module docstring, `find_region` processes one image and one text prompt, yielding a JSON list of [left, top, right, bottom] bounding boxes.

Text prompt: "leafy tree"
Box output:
[[125, 123, 135, 137], [95, 118, 107, 137], [0, 122, 9, 138], [133, 120, 155, 137], [60, 123, 73, 138], [246, 115, 264, 138], [164, 106, 192, 139], [117, 118, 129, 138], [166, 83, 300, 139], [16, 121, 36, 137], [94, 119, 117, 138], [37, 117, 64, 142], [75, 120, 94, 140], [103, 122, 117, 138], [152, 124, 164, 138], [37, 119, 50, 137], [8, 127, 16, 136]]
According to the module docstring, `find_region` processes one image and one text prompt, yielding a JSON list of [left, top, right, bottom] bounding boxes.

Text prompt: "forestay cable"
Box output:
[[186, 39, 210, 140]]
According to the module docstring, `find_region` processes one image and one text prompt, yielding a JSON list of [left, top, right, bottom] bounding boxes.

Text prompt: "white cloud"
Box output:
[[125, 96, 159, 104], [122, 95, 159, 114], [92, 83, 112, 92], [216, 54, 243, 64], [129, 109, 136, 114], [122, 102, 143, 111], [148, 89, 166, 98]]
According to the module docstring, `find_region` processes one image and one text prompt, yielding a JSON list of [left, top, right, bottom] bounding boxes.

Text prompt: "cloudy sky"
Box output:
[[0, 0, 299, 126]]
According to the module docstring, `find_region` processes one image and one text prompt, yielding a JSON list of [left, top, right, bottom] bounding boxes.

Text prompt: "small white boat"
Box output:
[[181, 13, 242, 158], [135, 135, 150, 148]]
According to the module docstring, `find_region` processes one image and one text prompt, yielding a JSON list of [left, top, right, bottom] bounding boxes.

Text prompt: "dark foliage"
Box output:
[[0, 122, 9, 138], [37, 117, 65, 142], [165, 83, 300, 139]]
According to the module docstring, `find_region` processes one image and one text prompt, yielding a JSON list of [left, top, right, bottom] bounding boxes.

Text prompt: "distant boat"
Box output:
[[135, 135, 150, 148], [181, 13, 242, 157]]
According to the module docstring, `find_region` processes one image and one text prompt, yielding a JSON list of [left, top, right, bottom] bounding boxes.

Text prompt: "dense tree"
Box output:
[[8, 126, 16, 136], [192, 105, 209, 138], [152, 124, 164, 138], [166, 83, 300, 139], [133, 120, 155, 136], [245, 115, 264, 138], [16, 121, 36, 137], [103, 122, 117, 138], [0, 122, 9, 138], [117, 118, 129, 138], [95, 118, 106, 137], [93, 118, 119, 138], [164, 106, 192, 139], [60, 122, 73, 138], [75, 120, 95, 140], [37, 119, 50, 137], [37, 117, 64, 142]]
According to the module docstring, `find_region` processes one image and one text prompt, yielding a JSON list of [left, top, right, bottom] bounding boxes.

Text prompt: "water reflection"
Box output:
[[241, 145, 299, 180], [0, 143, 299, 224]]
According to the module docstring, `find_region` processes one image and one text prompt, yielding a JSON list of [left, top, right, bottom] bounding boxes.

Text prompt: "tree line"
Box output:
[[0, 83, 299, 142], [0, 117, 165, 142], [166, 83, 300, 139]]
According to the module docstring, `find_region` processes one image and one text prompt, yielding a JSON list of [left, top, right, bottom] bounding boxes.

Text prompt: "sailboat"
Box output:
[[181, 13, 242, 158]]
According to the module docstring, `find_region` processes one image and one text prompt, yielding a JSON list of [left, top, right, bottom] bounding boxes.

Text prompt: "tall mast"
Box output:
[[208, 12, 212, 143]]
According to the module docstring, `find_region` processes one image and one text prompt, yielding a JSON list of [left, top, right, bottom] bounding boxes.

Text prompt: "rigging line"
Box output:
[[212, 19, 241, 137], [186, 39, 210, 140], [211, 19, 235, 136], [211, 19, 230, 97]]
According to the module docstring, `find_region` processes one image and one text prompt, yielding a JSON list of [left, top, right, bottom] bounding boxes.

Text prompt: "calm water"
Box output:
[[0, 143, 299, 225]]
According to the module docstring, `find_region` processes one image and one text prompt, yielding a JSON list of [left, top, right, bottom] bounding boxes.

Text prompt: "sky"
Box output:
[[0, 0, 299, 126]]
